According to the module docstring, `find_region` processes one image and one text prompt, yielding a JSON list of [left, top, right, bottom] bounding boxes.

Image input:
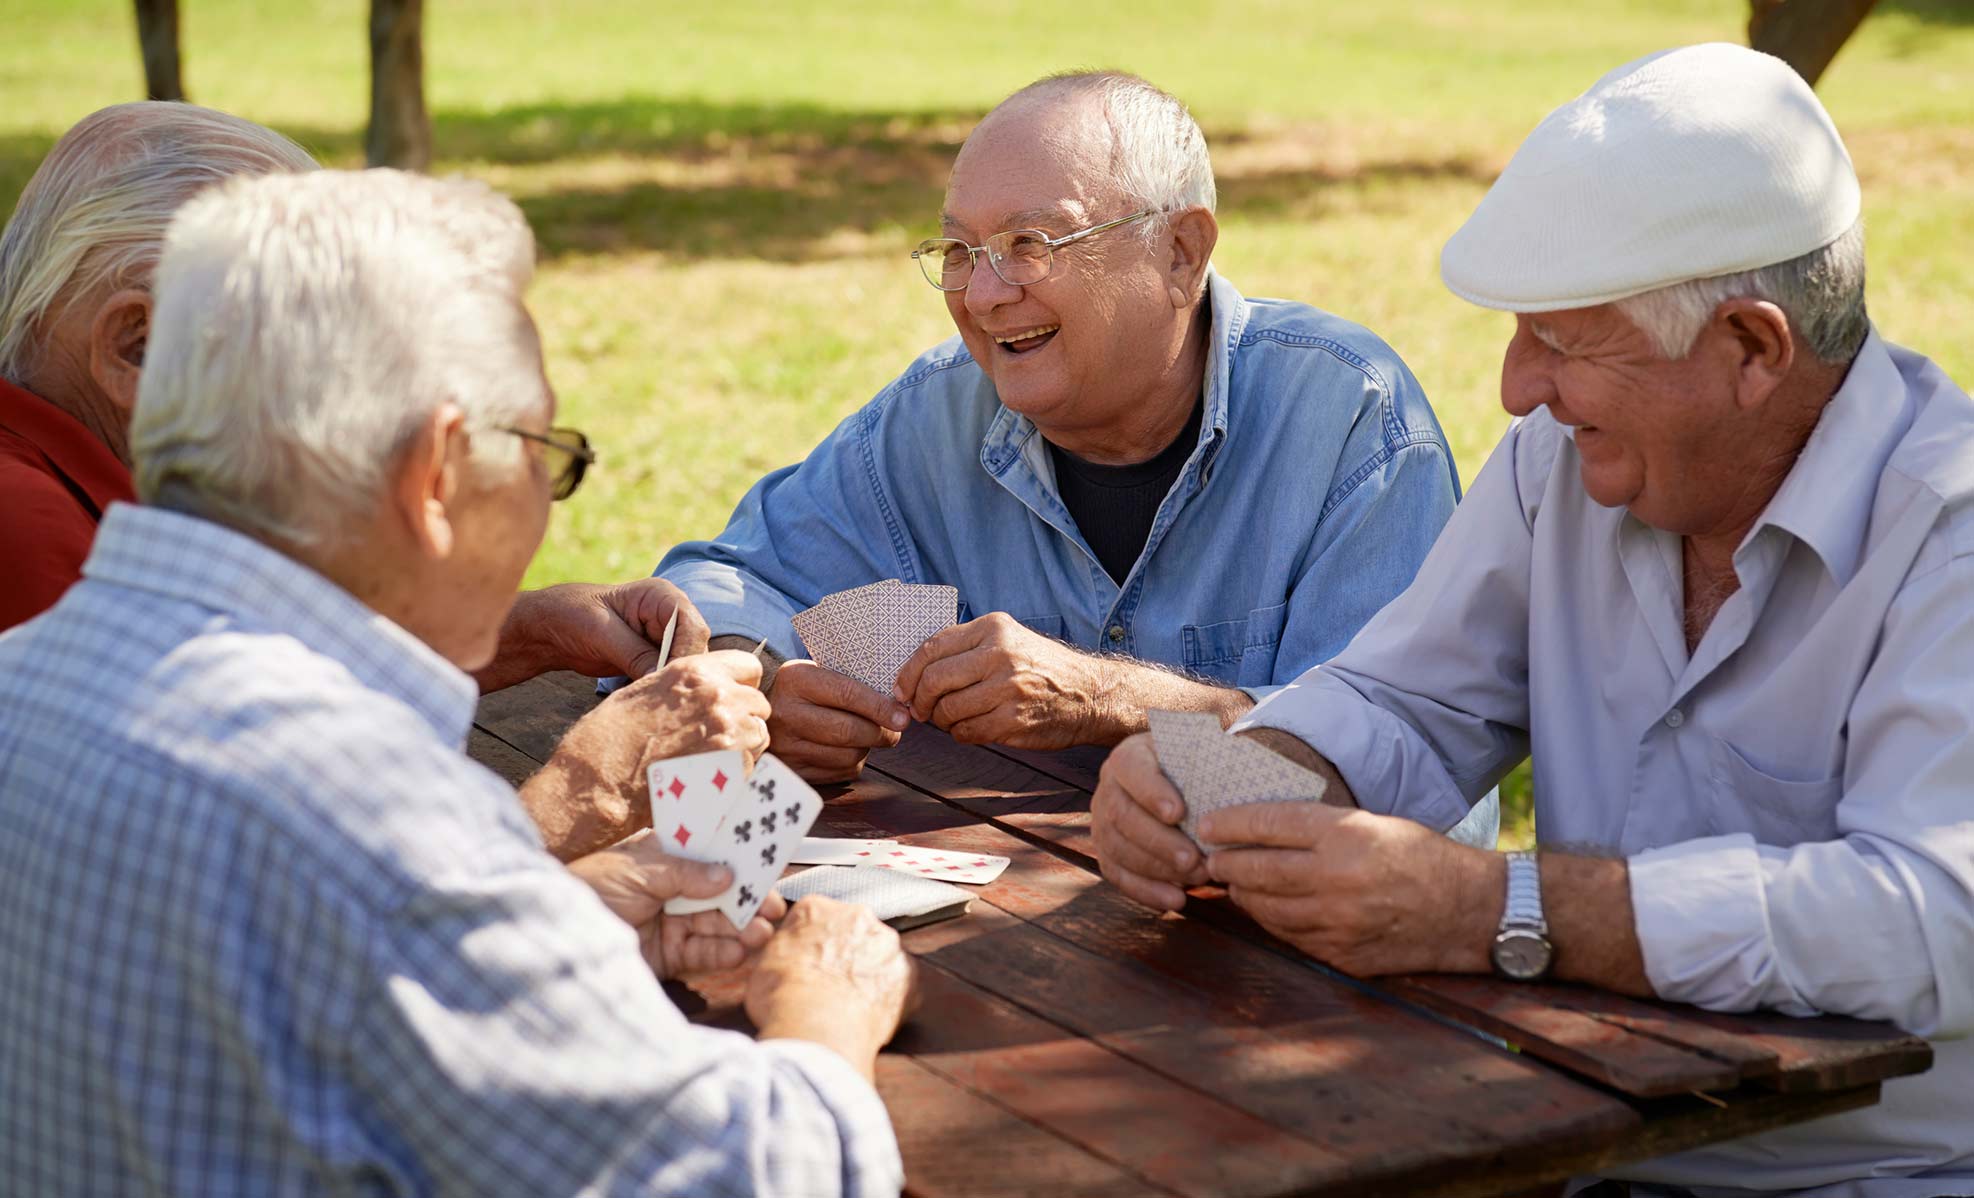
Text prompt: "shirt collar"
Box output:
[[1743, 328, 1908, 587], [82, 503, 479, 747], [0, 376, 136, 518], [979, 268, 1249, 472]]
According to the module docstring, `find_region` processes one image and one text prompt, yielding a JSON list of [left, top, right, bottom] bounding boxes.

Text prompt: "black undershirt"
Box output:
[[1046, 397, 1205, 585]]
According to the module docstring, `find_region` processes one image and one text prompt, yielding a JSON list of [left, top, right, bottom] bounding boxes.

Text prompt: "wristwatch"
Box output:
[[1491, 850, 1554, 981]]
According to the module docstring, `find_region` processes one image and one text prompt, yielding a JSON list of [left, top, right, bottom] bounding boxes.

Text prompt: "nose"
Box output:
[[1499, 320, 1558, 419], [961, 251, 1023, 317]]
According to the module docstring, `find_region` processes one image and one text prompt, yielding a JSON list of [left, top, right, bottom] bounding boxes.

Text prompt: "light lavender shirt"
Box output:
[[1238, 331, 1974, 1196]]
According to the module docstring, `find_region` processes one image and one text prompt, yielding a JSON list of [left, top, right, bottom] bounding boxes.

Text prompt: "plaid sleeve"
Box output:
[[347, 849, 901, 1198]]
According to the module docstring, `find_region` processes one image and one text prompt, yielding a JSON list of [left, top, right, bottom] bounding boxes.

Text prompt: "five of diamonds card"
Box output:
[[649, 750, 822, 928]]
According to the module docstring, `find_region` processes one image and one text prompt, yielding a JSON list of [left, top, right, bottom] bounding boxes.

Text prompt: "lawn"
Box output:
[[6, 0, 1972, 845]]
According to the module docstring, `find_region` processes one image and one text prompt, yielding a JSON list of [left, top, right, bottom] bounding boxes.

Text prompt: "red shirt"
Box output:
[[0, 376, 136, 631]]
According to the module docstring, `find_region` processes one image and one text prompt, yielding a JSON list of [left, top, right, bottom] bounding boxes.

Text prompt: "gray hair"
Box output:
[[134, 169, 544, 548], [1005, 71, 1217, 230], [1615, 220, 1868, 365], [0, 102, 318, 384]]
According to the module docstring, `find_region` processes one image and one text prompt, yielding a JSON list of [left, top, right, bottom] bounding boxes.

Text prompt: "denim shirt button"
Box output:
[[1107, 625, 1125, 643]]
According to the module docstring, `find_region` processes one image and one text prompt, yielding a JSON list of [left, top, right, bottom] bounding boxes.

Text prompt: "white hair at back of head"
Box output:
[[1006, 71, 1217, 229], [0, 101, 317, 384], [1614, 220, 1869, 365], [134, 169, 543, 549]]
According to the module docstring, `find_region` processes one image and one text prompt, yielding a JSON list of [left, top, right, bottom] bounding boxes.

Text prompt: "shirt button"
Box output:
[[1107, 625, 1125, 643], [1664, 709, 1685, 729]]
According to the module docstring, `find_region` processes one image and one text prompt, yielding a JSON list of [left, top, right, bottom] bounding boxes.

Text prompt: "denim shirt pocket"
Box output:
[[1707, 735, 1842, 846], [1012, 613, 1066, 639], [1182, 602, 1289, 686]]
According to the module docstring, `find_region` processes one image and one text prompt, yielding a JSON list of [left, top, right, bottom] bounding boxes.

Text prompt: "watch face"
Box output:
[[1493, 929, 1553, 981]]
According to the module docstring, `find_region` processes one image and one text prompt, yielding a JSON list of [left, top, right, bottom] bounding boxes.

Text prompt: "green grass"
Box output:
[[6, 0, 1973, 845]]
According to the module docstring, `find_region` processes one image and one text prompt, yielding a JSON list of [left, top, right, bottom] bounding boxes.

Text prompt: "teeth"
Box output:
[[995, 325, 1059, 345]]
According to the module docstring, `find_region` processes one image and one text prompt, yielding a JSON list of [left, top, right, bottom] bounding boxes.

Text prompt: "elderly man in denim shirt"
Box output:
[[658, 72, 1493, 844]]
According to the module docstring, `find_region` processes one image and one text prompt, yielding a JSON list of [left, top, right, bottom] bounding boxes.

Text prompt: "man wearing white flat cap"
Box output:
[[1091, 42, 1974, 1193]]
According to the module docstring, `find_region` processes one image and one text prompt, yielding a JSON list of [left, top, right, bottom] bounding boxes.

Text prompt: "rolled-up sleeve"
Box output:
[[1630, 549, 1974, 1039], [1236, 419, 1542, 832], [352, 850, 902, 1197], [657, 397, 912, 663]]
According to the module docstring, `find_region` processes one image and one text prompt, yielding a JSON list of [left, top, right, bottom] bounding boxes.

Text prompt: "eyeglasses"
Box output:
[[911, 209, 1155, 291], [504, 426, 595, 501]]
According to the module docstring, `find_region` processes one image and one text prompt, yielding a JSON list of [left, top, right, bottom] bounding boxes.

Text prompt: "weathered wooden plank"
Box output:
[[986, 741, 1110, 792], [472, 670, 600, 761], [1661, 1007, 1932, 1094], [868, 724, 1099, 860], [466, 727, 541, 787], [877, 1056, 1180, 1198], [1383, 975, 1744, 1098]]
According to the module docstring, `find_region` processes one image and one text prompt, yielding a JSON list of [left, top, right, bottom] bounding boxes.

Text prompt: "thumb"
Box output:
[[649, 856, 734, 901]]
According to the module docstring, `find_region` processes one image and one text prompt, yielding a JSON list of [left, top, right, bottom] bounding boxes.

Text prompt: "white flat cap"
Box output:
[[1441, 43, 1860, 312]]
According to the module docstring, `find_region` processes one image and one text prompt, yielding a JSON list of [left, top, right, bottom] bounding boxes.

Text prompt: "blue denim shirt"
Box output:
[[659, 272, 1496, 842]]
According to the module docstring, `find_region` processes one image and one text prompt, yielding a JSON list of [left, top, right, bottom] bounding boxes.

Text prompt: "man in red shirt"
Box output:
[[0, 103, 315, 631], [1, 103, 711, 700]]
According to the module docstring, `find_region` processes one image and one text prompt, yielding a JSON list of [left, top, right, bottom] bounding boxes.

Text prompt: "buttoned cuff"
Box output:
[[657, 562, 805, 662], [756, 1038, 906, 1197], [1628, 834, 1814, 1016], [1231, 671, 1473, 834]]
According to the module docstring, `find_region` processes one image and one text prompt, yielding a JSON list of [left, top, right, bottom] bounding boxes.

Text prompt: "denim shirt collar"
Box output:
[[978, 268, 1250, 486], [82, 502, 478, 747]]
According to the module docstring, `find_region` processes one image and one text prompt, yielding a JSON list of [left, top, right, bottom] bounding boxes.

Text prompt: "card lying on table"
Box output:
[[777, 864, 974, 930], [791, 579, 959, 694], [651, 752, 822, 929], [795, 836, 1010, 883], [1147, 709, 1328, 850]]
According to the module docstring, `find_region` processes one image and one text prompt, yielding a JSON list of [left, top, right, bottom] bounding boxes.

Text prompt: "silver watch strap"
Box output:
[[1501, 850, 1547, 934]]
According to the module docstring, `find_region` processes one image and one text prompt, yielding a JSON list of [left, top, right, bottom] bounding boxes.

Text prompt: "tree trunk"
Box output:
[[133, 0, 185, 102], [1749, 0, 1880, 87], [366, 0, 431, 170]]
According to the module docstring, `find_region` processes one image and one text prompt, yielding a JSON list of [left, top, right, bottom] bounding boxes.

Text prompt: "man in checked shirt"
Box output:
[[0, 169, 912, 1196]]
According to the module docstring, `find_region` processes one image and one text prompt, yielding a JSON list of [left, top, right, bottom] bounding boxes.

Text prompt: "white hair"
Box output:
[[133, 169, 543, 548], [1006, 72, 1217, 230], [1614, 220, 1869, 365], [0, 102, 318, 384]]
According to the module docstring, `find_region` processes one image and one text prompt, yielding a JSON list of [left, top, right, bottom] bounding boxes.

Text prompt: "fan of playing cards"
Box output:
[[651, 750, 824, 929], [792, 580, 958, 693], [1148, 710, 1328, 850]]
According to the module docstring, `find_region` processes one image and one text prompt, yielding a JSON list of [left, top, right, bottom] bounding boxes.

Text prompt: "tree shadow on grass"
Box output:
[[1879, 0, 1974, 24], [1, 94, 1497, 265]]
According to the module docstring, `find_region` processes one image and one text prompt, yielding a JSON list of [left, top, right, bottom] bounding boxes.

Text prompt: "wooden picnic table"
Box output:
[[471, 672, 1933, 1198]]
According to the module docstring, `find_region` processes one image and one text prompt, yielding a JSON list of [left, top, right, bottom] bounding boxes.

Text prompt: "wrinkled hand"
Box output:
[[1091, 732, 1209, 911], [893, 613, 1114, 749], [1203, 803, 1496, 977], [746, 895, 918, 1069], [528, 650, 772, 859], [765, 660, 909, 783], [610, 649, 773, 766], [569, 830, 788, 979], [551, 578, 712, 680]]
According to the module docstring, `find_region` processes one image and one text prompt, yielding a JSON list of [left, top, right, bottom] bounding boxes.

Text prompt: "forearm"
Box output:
[[474, 588, 559, 694], [1085, 657, 1255, 745], [1234, 726, 1359, 808], [756, 1006, 885, 1086], [517, 719, 648, 861]]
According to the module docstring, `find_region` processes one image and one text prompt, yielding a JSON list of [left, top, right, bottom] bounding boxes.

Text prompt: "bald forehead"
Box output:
[[943, 90, 1120, 235]]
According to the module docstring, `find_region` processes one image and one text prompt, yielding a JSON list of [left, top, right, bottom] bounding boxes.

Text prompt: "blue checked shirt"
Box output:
[[0, 504, 902, 1198]]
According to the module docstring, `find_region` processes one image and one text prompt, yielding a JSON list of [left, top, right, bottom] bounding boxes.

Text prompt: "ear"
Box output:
[[1712, 298, 1794, 411], [1162, 206, 1219, 309], [390, 402, 469, 560], [87, 289, 151, 416]]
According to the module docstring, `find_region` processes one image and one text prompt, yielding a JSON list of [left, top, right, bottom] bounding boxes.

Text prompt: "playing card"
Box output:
[[655, 607, 678, 670], [777, 864, 973, 930], [862, 841, 1010, 884], [792, 836, 898, 865], [647, 750, 744, 863], [791, 580, 957, 695], [1147, 709, 1328, 849], [710, 753, 823, 930]]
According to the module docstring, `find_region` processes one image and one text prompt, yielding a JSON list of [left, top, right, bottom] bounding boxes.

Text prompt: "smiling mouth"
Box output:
[[993, 325, 1059, 354]]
